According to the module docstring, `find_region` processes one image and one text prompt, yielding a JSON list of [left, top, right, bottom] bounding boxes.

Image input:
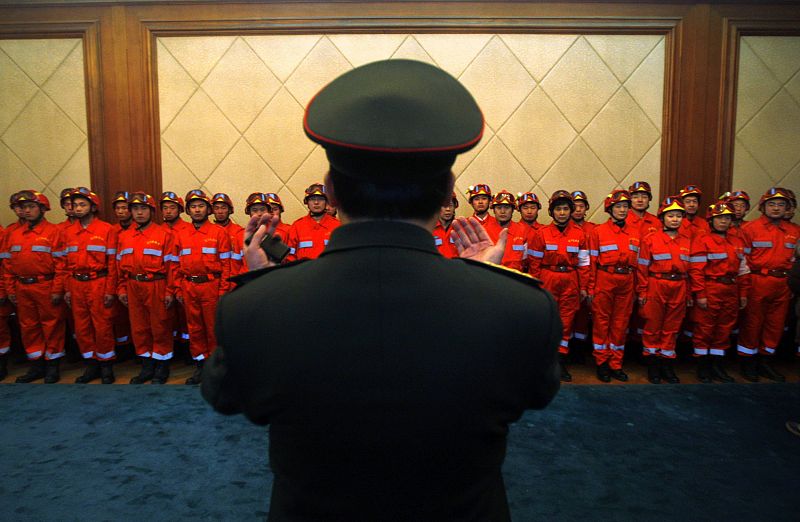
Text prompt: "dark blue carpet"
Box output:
[[1, 384, 798, 521]]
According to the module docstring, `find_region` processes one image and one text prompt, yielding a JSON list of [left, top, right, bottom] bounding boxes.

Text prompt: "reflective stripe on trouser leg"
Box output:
[[184, 280, 220, 361], [693, 281, 737, 356], [71, 277, 116, 361], [17, 280, 66, 360], [147, 279, 173, 359], [739, 275, 791, 356], [127, 280, 154, 357], [541, 271, 580, 355], [0, 303, 12, 355]]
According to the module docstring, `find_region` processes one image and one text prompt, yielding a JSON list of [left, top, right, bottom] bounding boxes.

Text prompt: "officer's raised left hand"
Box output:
[[244, 213, 280, 271], [451, 217, 507, 264]]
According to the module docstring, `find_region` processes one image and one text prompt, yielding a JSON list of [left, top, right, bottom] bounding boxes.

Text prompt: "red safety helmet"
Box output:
[[628, 181, 652, 198], [160, 191, 184, 211], [59, 187, 74, 204], [571, 190, 589, 209], [758, 187, 793, 210], [678, 184, 702, 200], [657, 196, 686, 217], [516, 192, 541, 209], [16, 190, 51, 211], [245, 192, 269, 215], [111, 191, 130, 206], [70, 186, 101, 208], [491, 190, 516, 208], [303, 183, 327, 204], [211, 192, 235, 213], [723, 190, 751, 210], [706, 201, 735, 220], [466, 184, 492, 202], [548, 189, 574, 215], [9, 191, 21, 209], [604, 189, 631, 213], [775, 187, 797, 207], [185, 189, 213, 211], [265, 192, 284, 212], [129, 192, 157, 210]]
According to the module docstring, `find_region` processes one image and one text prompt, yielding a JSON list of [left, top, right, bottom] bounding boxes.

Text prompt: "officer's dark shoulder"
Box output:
[[453, 258, 543, 288], [228, 259, 309, 290]]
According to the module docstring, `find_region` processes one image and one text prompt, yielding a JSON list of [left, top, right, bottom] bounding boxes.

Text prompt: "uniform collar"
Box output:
[[24, 218, 49, 233], [322, 220, 438, 256]]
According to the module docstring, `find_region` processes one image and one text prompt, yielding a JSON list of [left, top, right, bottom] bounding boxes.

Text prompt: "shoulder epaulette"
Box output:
[[456, 258, 542, 286], [229, 259, 308, 289]]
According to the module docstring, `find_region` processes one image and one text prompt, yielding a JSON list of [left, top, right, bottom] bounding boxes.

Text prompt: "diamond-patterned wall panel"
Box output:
[[733, 36, 800, 222], [158, 33, 664, 224]]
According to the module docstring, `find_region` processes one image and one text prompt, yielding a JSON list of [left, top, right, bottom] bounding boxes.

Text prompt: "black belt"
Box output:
[[542, 264, 575, 272], [184, 272, 222, 284], [757, 269, 788, 278], [598, 265, 634, 274], [706, 275, 736, 285], [132, 273, 166, 282], [17, 274, 55, 284], [73, 269, 108, 281], [651, 272, 687, 281]]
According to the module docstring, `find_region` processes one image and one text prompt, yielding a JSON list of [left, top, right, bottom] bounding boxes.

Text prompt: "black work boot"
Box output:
[[75, 359, 101, 384], [100, 362, 115, 384], [43, 359, 61, 384], [660, 358, 680, 384], [558, 354, 572, 382], [130, 357, 155, 384], [710, 355, 734, 383], [609, 368, 629, 382], [696, 356, 712, 384], [739, 356, 759, 382], [15, 358, 45, 383], [596, 362, 611, 383], [0, 353, 8, 381], [185, 360, 204, 385], [151, 359, 170, 385], [758, 358, 785, 382], [646, 357, 661, 384]]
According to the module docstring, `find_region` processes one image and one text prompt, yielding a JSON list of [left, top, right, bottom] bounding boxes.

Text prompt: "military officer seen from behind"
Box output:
[[202, 59, 561, 522]]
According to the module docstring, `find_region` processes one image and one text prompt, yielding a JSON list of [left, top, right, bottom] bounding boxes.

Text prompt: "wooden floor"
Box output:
[[2, 346, 797, 385]]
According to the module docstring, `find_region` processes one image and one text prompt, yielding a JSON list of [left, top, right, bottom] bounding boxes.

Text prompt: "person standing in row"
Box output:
[[110, 191, 133, 347], [528, 190, 590, 381], [491, 190, 528, 272], [63, 188, 119, 384], [286, 183, 340, 261], [467, 184, 497, 232], [211, 193, 245, 275], [517, 191, 542, 232], [160, 191, 191, 345], [174, 190, 231, 385], [3, 191, 67, 383], [570, 191, 594, 345], [0, 221, 10, 380], [117, 192, 177, 385], [432, 192, 459, 258], [637, 196, 691, 384], [587, 189, 639, 382], [688, 201, 750, 383]]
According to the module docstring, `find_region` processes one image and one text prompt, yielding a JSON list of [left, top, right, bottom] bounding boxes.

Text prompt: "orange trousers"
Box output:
[[112, 300, 131, 345], [691, 281, 738, 356], [591, 271, 635, 369], [126, 279, 173, 359], [69, 277, 116, 361], [171, 301, 190, 342], [0, 302, 12, 356], [641, 279, 686, 359], [182, 280, 221, 361], [540, 270, 580, 354], [737, 274, 791, 356], [16, 280, 66, 360], [572, 301, 590, 342]]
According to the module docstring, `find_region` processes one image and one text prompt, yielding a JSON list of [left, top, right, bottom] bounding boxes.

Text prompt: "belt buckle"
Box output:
[[135, 274, 150, 282], [614, 266, 627, 274], [75, 273, 90, 281], [557, 265, 568, 272], [20, 276, 36, 284]]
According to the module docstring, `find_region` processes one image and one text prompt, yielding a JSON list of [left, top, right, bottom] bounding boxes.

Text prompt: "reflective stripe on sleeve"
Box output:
[[298, 241, 313, 249], [638, 257, 651, 266], [219, 251, 231, 259], [180, 248, 192, 256]]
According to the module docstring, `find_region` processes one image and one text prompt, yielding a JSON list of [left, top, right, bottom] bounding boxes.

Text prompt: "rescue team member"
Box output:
[[528, 190, 590, 381], [0, 223, 9, 380], [678, 184, 710, 241], [637, 196, 691, 384], [570, 191, 594, 344], [285, 183, 341, 261], [466, 184, 497, 234], [57, 187, 77, 230], [203, 59, 560, 521], [517, 191, 542, 231], [491, 190, 528, 272], [117, 192, 177, 385], [688, 202, 750, 383], [432, 192, 458, 258], [626, 181, 660, 343], [3, 191, 67, 383], [725, 190, 751, 235], [264, 193, 291, 241], [174, 190, 231, 385], [63, 188, 119, 384], [587, 190, 638, 382], [211, 193, 245, 275], [737, 187, 798, 382], [160, 192, 191, 344], [110, 191, 133, 346]]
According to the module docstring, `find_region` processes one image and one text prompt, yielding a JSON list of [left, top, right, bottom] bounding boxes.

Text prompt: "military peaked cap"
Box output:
[[304, 59, 484, 179]]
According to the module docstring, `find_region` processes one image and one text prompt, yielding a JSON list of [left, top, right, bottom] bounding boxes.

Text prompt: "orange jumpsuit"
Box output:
[[175, 220, 231, 361], [166, 219, 192, 341], [737, 216, 798, 356], [0, 225, 12, 357], [477, 214, 501, 243], [500, 221, 530, 272], [217, 220, 246, 275], [63, 218, 118, 361], [680, 214, 711, 242], [432, 220, 458, 258], [286, 214, 340, 261], [626, 210, 660, 341], [636, 230, 691, 359], [688, 231, 751, 356], [572, 221, 596, 342], [117, 223, 178, 360], [528, 221, 590, 353], [588, 220, 640, 369], [2, 219, 67, 361], [111, 222, 132, 345]]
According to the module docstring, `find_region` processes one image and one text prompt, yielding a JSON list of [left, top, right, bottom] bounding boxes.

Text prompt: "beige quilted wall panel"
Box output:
[[733, 36, 800, 221], [0, 38, 90, 226], [158, 33, 664, 225]]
